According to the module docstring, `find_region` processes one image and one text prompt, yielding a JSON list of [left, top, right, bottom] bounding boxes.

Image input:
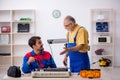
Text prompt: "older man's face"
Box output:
[[64, 20, 74, 31]]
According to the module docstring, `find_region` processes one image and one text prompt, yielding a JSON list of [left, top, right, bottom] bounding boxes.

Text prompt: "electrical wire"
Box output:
[[91, 60, 99, 65]]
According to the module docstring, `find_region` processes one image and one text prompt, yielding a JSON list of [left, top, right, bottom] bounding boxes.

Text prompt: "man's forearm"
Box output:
[[65, 53, 68, 57]]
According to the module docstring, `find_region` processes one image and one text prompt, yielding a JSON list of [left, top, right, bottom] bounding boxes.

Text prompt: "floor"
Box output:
[[0, 67, 120, 80]]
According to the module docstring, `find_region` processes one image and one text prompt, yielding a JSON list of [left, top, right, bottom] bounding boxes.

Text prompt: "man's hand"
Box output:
[[63, 57, 67, 66], [27, 57, 36, 65], [60, 48, 68, 55]]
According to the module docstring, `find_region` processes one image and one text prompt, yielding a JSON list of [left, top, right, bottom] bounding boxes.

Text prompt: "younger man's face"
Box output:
[[33, 39, 44, 51]]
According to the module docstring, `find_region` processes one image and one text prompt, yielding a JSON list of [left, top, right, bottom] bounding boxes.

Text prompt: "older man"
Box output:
[[60, 15, 90, 73]]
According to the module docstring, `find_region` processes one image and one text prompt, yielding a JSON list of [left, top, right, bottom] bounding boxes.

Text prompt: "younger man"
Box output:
[[22, 36, 56, 73]]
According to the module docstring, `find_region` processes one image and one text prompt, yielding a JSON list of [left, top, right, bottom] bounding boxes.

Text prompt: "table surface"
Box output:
[[3, 73, 102, 80]]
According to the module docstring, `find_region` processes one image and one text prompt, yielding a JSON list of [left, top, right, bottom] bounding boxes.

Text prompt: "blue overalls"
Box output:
[[67, 28, 90, 73]]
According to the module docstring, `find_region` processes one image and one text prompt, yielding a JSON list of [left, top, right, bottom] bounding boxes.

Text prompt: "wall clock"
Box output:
[[52, 10, 61, 18]]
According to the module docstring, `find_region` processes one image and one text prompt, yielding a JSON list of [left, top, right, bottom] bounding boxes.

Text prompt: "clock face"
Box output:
[[52, 10, 61, 18]]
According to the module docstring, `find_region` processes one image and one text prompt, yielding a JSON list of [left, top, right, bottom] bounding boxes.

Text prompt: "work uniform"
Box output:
[[22, 50, 56, 73], [67, 24, 90, 73]]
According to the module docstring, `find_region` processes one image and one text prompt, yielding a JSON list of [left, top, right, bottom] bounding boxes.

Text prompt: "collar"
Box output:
[[71, 24, 78, 31], [31, 50, 44, 56]]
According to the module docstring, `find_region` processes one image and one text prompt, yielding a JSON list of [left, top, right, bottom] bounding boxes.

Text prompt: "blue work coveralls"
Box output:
[[67, 28, 90, 73]]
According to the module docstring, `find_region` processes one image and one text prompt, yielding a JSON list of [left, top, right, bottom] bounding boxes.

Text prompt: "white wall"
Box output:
[[0, 0, 120, 67]]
